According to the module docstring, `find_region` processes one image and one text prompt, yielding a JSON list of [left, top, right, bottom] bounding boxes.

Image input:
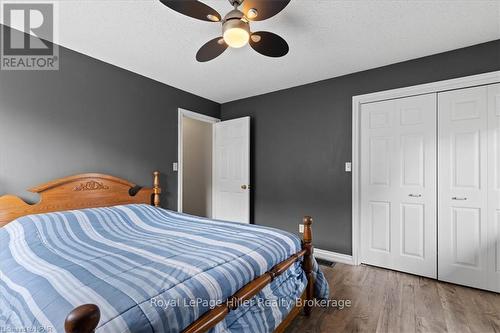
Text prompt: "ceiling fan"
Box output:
[[159, 0, 291, 62]]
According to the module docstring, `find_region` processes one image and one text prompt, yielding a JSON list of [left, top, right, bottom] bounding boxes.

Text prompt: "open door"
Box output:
[[213, 117, 250, 223]]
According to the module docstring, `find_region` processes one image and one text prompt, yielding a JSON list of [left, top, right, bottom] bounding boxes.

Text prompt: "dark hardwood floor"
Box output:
[[287, 263, 500, 333]]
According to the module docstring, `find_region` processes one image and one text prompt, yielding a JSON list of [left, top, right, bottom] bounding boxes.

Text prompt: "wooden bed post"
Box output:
[[153, 171, 161, 207], [303, 216, 314, 316], [64, 304, 100, 333]]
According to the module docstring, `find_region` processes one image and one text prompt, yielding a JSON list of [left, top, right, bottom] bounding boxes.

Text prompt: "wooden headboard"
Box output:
[[0, 171, 161, 227]]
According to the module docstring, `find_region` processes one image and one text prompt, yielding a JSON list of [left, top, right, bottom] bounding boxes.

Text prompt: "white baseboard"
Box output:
[[314, 248, 354, 265]]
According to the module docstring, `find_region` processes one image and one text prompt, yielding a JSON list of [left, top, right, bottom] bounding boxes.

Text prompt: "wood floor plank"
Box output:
[[287, 263, 500, 333], [460, 283, 500, 332], [335, 265, 387, 332], [414, 277, 448, 333], [437, 282, 473, 333], [375, 269, 402, 333]]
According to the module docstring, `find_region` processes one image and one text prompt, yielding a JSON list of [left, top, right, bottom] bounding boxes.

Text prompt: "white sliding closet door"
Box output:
[[438, 86, 489, 290], [487, 84, 500, 292], [360, 94, 437, 278]]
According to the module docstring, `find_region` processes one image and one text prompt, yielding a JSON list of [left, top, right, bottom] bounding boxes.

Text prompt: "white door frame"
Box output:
[[178, 108, 220, 213], [351, 71, 500, 266]]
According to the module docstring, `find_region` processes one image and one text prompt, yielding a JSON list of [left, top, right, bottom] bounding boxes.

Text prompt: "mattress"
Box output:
[[0, 204, 328, 332]]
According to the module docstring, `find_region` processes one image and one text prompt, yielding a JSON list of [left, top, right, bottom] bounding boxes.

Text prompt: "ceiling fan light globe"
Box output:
[[223, 28, 250, 48], [222, 17, 250, 48]]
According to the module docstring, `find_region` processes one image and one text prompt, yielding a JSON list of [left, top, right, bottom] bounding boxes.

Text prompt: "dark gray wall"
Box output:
[[221, 40, 500, 254], [3, 22, 499, 254], [0, 25, 220, 209]]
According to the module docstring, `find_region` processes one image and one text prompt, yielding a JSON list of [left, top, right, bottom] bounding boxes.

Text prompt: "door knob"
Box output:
[[241, 185, 250, 190]]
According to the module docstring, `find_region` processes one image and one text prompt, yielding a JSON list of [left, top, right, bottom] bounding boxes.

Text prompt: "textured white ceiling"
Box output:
[[3, 0, 500, 103]]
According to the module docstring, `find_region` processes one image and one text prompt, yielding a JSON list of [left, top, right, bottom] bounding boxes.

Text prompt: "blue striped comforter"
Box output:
[[0, 204, 328, 333]]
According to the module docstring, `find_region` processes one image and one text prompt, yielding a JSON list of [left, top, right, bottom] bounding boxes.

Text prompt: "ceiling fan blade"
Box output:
[[160, 0, 221, 22], [242, 0, 291, 21], [196, 37, 228, 62], [249, 31, 289, 58]]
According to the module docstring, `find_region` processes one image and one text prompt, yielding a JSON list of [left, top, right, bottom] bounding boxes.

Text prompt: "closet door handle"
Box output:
[[452, 197, 467, 201], [408, 194, 422, 198]]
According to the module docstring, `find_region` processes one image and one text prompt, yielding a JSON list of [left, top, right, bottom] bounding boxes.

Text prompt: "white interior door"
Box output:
[[487, 83, 500, 292], [213, 117, 250, 223], [438, 86, 489, 290], [360, 94, 437, 278]]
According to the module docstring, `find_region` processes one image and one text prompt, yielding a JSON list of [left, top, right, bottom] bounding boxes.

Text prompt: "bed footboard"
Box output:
[[64, 216, 315, 333]]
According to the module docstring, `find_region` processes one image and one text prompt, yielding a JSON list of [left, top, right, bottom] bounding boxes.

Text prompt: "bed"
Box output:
[[0, 172, 328, 333]]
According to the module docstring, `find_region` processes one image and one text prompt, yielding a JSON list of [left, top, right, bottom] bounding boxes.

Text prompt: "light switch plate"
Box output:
[[345, 162, 352, 172], [299, 224, 304, 233], [173, 162, 178, 172]]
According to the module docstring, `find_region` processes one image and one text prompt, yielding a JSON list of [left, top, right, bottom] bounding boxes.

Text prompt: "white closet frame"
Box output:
[[352, 71, 500, 266]]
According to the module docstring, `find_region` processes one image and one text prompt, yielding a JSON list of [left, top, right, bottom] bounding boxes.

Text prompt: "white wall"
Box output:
[[182, 116, 212, 217]]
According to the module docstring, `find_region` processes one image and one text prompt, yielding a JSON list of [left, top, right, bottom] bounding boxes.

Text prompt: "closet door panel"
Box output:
[[360, 94, 437, 278], [488, 83, 500, 292], [438, 86, 489, 290]]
